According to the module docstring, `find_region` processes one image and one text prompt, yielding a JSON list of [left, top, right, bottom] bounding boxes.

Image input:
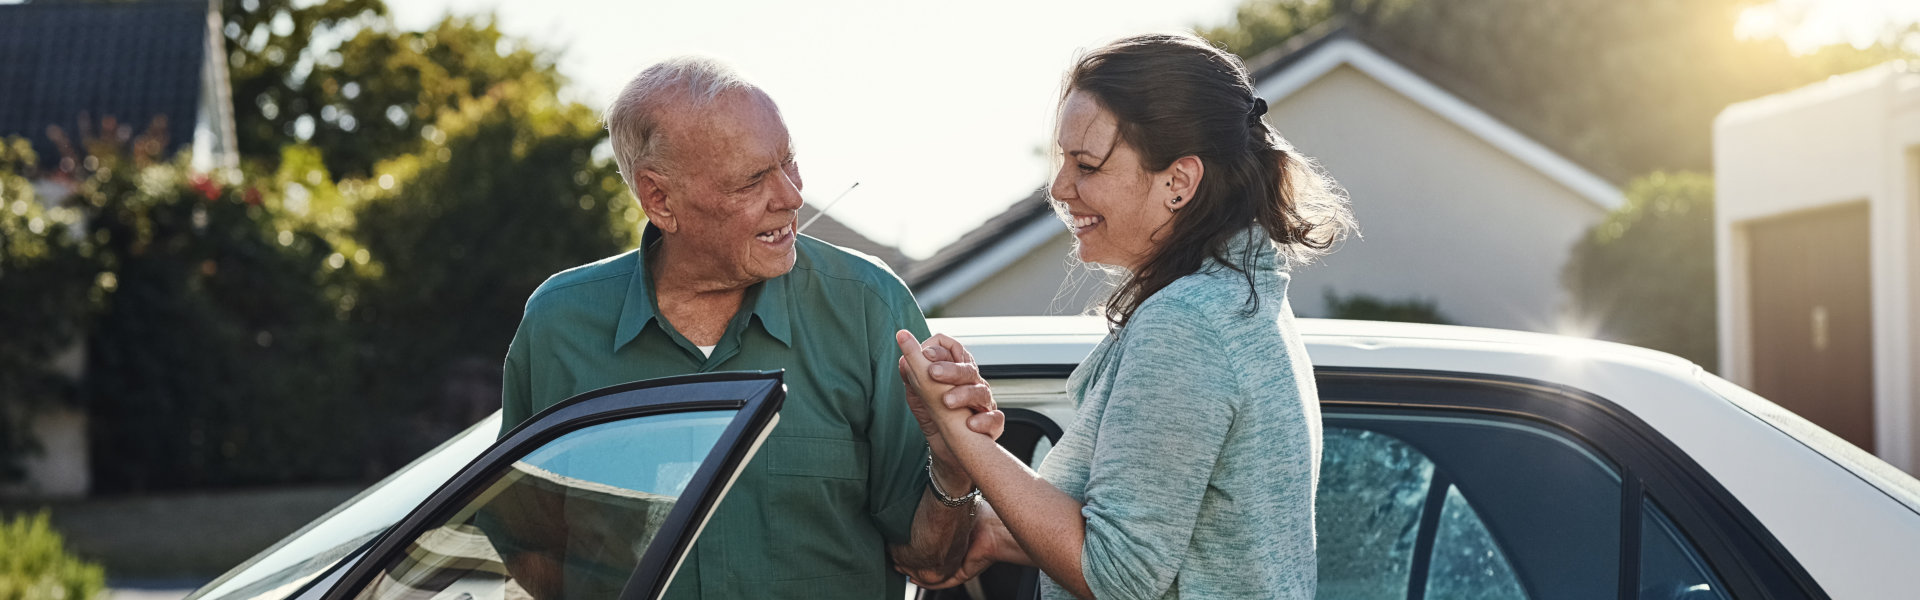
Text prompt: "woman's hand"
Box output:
[[896, 331, 1003, 439]]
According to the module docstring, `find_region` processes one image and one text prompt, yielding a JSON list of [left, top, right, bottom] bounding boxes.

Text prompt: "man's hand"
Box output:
[[897, 332, 1003, 439], [900, 501, 1016, 589]]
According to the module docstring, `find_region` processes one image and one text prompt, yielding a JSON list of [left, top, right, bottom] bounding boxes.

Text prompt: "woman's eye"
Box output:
[[1076, 163, 1097, 173]]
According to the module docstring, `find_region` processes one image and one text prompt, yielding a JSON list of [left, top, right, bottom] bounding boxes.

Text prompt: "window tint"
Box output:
[[1639, 499, 1730, 600], [1317, 428, 1435, 599], [1322, 414, 1626, 600], [349, 410, 735, 600]]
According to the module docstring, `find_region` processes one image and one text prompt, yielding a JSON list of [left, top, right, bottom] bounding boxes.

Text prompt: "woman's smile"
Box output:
[[1066, 213, 1105, 236]]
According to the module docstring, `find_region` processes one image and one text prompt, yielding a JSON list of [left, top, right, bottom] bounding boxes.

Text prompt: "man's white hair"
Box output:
[[605, 56, 758, 191]]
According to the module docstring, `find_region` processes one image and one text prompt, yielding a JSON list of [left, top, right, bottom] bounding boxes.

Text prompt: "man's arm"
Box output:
[[867, 287, 985, 579], [889, 336, 1005, 578], [500, 316, 534, 439]]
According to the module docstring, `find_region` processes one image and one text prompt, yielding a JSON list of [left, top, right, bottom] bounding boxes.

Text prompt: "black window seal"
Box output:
[[1314, 366, 1826, 600], [981, 362, 1826, 599]]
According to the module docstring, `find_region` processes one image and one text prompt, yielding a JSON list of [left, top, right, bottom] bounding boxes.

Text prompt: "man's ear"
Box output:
[[632, 169, 678, 233]]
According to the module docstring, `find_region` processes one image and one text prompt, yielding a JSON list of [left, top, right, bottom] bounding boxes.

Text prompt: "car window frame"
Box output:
[[1315, 367, 1825, 600], [978, 364, 1827, 600], [316, 370, 786, 600]]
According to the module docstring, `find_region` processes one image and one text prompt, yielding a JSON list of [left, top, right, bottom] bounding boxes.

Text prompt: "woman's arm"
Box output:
[[896, 332, 1099, 600]]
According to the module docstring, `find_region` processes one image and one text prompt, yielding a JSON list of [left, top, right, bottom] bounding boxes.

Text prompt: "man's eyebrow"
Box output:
[[736, 149, 795, 189]]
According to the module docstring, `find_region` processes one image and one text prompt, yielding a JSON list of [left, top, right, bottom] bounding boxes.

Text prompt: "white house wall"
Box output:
[[1269, 65, 1606, 331], [1714, 64, 1920, 472], [939, 231, 1114, 317]]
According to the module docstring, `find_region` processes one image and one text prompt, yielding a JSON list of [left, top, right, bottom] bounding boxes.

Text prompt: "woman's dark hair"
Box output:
[[1064, 32, 1353, 329]]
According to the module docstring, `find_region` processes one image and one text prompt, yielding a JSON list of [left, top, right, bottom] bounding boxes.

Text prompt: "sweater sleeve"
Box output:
[[1079, 297, 1237, 600]]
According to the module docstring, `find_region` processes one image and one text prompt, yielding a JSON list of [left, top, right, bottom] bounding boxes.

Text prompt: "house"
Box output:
[[0, 0, 238, 176], [908, 25, 1623, 332], [799, 203, 913, 275], [1713, 62, 1920, 474], [0, 0, 237, 498]]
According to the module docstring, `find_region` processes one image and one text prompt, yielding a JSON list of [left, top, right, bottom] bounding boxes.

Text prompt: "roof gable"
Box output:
[[908, 28, 1625, 311], [798, 203, 913, 274], [1253, 30, 1623, 211], [0, 0, 217, 168]]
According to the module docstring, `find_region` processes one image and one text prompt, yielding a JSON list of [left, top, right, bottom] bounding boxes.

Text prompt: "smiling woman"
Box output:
[[896, 32, 1355, 600]]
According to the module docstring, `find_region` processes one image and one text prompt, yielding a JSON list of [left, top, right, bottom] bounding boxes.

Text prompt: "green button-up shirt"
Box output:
[[501, 224, 932, 599]]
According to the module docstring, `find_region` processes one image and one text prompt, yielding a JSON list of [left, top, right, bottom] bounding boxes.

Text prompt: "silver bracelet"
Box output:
[[926, 450, 980, 508]]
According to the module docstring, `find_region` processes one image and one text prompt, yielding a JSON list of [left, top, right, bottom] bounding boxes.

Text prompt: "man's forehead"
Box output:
[[665, 89, 790, 179]]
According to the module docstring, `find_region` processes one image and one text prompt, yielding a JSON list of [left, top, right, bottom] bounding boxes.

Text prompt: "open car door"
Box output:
[[310, 370, 784, 600]]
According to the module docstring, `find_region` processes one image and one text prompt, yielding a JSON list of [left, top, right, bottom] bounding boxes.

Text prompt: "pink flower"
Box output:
[[190, 174, 220, 201]]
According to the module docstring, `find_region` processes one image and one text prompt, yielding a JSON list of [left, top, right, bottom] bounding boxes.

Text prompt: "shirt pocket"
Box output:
[[753, 435, 882, 582], [765, 436, 868, 480]]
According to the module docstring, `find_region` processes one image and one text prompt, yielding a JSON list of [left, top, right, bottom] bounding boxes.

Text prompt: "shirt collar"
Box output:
[[614, 222, 794, 351], [1204, 226, 1282, 274]]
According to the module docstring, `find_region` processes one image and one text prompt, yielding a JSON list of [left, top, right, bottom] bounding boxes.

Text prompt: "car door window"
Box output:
[[1317, 428, 1434, 599], [1322, 413, 1630, 600], [349, 410, 736, 600], [1425, 484, 1525, 600], [1639, 499, 1730, 600]]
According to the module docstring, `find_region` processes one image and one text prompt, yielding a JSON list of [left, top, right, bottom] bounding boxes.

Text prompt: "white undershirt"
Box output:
[[697, 345, 715, 358]]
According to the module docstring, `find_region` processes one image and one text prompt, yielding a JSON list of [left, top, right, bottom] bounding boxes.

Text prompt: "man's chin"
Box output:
[[754, 252, 798, 279]]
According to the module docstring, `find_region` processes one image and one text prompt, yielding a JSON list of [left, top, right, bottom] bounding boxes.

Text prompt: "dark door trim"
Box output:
[[979, 363, 1825, 599], [319, 370, 786, 600]]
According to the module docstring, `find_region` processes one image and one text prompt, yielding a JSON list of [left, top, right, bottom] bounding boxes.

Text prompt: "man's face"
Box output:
[[661, 89, 804, 286]]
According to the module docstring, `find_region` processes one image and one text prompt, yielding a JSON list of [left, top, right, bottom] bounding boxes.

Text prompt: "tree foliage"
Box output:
[[1563, 172, 1717, 368], [1200, 0, 1916, 180], [2, 4, 636, 489], [221, 0, 388, 168], [1323, 290, 1454, 325], [347, 79, 637, 457], [0, 140, 93, 484], [0, 511, 104, 600]]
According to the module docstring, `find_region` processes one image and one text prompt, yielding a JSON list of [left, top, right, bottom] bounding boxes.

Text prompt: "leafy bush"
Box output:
[[0, 511, 105, 600], [1324, 290, 1455, 325], [1562, 172, 1716, 368], [0, 139, 94, 483], [0, 124, 369, 491]]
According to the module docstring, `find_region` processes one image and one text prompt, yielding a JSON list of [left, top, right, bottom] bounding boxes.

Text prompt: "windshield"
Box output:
[[187, 413, 502, 600]]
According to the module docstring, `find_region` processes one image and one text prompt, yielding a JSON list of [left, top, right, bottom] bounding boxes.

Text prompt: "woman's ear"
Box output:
[[1165, 155, 1204, 211], [633, 170, 678, 233]]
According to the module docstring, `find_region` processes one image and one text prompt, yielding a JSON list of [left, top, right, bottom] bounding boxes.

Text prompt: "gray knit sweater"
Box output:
[[1036, 229, 1321, 600]]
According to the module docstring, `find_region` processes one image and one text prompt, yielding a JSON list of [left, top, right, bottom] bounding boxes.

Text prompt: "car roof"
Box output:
[[930, 315, 1920, 598]]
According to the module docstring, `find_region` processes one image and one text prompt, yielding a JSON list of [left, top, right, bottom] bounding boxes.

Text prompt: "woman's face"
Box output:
[[1050, 89, 1174, 270]]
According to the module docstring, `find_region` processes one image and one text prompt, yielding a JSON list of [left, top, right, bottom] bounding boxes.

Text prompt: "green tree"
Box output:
[[1563, 172, 1716, 368], [221, 0, 388, 167], [1200, 0, 1915, 180], [1324, 290, 1454, 325], [346, 78, 637, 463]]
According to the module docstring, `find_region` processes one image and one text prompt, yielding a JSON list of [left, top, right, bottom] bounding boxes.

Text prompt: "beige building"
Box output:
[[1713, 62, 1920, 473], [909, 28, 1622, 332]]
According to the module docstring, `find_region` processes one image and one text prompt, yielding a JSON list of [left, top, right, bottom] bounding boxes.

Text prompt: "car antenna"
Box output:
[[798, 182, 859, 235]]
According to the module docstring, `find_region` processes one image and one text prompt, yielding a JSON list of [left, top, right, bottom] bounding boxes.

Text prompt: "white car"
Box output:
[[187, 317, 1920, 600]]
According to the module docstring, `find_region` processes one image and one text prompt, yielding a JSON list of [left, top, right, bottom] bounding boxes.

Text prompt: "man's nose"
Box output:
[[773, 168, 804, 211]]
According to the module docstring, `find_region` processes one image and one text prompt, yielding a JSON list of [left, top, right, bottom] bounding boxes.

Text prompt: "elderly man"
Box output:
[[499, 57, 991, 598]]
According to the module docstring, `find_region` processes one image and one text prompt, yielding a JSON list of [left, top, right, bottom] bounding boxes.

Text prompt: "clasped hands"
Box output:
[[895, 331, 1003, 443]]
